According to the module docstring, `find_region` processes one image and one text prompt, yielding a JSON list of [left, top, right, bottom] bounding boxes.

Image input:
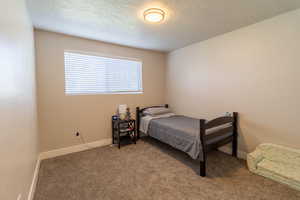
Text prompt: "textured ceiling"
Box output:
[[27, 0, 300, 52]]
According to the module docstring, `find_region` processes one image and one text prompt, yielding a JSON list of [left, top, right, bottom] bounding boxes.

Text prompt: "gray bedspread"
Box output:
[[147, 115, 233, 161], [148, 115, 201, 160]]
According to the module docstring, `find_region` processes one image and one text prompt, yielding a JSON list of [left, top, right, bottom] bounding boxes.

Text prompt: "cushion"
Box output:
[[256, 143, 300, 166], [247, 143, 300, 191], [257, 159, 300, 191]]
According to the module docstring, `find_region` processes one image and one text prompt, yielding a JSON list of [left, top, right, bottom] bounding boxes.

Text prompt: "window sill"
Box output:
[[65, 91, 143, 96]]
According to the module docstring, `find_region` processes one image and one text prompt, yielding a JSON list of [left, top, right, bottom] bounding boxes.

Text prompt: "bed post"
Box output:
[[136, 107, 140, 140], [199, 119, 206, 177], [232, 112, 238, 157]]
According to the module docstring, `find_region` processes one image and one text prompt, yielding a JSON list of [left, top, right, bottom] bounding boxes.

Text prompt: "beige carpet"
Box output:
[[34, 137, 300, 200]]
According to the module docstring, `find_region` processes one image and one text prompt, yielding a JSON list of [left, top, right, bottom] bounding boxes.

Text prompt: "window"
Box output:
[[64, 51, 143, 95]]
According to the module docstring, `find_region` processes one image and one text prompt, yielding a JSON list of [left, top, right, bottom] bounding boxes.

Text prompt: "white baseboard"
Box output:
[[218, 146, 247, 160], [27, 158, 40, 200], [39, 138, 112, 160]]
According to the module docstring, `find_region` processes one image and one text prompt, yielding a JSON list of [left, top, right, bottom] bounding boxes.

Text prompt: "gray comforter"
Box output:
[[148, 115, 202, 160], [147, 115, 233, 161]]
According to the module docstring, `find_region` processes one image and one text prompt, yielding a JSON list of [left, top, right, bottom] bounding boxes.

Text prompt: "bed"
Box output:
[[136, 104, 238, 177]]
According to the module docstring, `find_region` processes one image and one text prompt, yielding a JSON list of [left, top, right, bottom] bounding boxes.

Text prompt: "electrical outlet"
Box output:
[[17, 194, 22, 200]]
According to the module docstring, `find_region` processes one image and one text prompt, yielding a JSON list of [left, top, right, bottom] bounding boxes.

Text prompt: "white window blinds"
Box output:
[[64, 52, 143, 95]]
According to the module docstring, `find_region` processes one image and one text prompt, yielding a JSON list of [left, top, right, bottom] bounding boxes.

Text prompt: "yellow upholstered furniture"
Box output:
[[247, 143, 300, 191]]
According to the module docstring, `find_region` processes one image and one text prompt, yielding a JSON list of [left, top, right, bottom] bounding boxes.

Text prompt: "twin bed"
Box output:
[[136, 104, 238, 177]]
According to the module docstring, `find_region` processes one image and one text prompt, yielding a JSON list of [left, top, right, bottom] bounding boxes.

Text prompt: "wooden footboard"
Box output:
[[199, 112, 238, 176]]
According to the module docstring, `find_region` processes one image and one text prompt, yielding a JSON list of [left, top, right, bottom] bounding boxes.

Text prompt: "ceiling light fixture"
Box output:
[[143, 8, 165, 23]]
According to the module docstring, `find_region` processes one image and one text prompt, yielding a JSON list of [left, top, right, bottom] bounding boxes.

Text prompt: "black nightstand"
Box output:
[[112, 118, 136, 149]]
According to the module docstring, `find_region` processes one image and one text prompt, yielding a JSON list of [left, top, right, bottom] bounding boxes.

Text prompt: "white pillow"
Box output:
[[143, 107, 171, 116]]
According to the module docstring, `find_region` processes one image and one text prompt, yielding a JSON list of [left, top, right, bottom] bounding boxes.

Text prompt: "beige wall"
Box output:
[[35, 30, 166, 152], [166, 9, 300, 153], [0, 0, 38, 199]]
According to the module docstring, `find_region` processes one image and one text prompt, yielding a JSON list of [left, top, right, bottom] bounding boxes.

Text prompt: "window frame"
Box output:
[[64, 50, 143, 96]]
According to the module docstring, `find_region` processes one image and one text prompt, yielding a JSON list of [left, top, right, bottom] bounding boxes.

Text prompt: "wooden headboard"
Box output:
[[135, 104, 168, 139]]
